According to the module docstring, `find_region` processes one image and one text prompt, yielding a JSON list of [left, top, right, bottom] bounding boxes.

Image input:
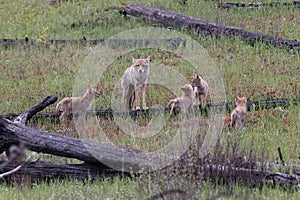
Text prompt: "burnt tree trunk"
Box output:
[[121, 4, 300, 52]]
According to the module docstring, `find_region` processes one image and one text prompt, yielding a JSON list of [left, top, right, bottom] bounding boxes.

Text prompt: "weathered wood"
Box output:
[[218, 1, 300, 9], [0, 161, 127, 183], [122, 4, 300, 52], [14, 96, 58, 125], [0, 37, 186, 49], [0, 117, 164, 172]]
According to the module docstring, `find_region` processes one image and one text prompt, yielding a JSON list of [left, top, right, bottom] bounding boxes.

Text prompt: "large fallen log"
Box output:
[[0, 117, 163, 172], [218, 1, 300, 9], [121, 4, 300, 52]]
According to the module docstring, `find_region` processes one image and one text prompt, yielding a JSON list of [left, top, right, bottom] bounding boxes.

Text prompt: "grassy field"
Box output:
[[0, 0, 299, 199]]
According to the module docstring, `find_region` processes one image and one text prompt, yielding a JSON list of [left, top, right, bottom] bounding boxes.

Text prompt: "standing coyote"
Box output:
[[168, 84, 195, 116], [191, 73, 209, 108], [55, 85, 101, 122], [121, 56, 150, 110], [230, 96, 247, 129]]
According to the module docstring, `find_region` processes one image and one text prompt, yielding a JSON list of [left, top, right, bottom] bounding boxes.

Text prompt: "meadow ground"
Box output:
[[0, 0, 299, 199]]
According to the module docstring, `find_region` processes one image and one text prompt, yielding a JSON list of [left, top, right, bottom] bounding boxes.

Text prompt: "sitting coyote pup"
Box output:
[[191, 73, 209, 108], [230, 96, 247, 129], [121, 56, 150, 110], [168, 84, 194, 116], [55, 85, 101, 122]]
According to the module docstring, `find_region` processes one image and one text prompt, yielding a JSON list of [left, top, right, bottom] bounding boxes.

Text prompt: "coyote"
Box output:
[[121, 56, 150, 110], [55, 85, 101, 122], [168, 84, 195, 116], [230, 96, 247, 129], [191, 73, 209, 108]]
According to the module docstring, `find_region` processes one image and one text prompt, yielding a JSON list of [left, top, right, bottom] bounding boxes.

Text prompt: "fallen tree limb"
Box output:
[[218, 1, 300, 9], [14, 96, 58, 125], [0, 37, 186, 49], [121, 4, 300, 52]]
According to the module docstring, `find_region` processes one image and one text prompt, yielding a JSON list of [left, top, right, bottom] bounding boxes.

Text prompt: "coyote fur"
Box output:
[[55, 85, 101, 121], [230, 96, 247, 129], [191, 73, 209, 108], [121, 56, 150, 110], [168, 84, 195, 116]]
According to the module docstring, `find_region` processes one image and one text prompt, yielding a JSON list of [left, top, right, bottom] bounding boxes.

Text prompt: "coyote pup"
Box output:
[[55, 85, 101, 121], [168, 84, 194, 116], [121, 56, 150, 110], [191, 73, 209, 108], [230, 96, 247, 129]]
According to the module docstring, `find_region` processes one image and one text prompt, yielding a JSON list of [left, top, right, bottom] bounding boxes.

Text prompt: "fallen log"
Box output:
[[0, 37, 186, 49], [1, 97, 299, 121], [0, 95, 170, 173], [121, 4, 300, 52], [0, 161, 126, 183], [218, 1, 300, 9], [0, 117, 165, 172]]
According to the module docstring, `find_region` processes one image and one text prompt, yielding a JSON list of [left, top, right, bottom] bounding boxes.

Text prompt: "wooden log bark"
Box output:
[[0, 37, 186, 49], [218, 1, 300, 9], [122, 4, 300, 52]]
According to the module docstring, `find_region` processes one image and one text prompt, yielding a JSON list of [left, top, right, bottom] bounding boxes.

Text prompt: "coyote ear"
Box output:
[[146, 56, 151, 63], [131, 57, 135, 64], [192, 73, 197, 79]]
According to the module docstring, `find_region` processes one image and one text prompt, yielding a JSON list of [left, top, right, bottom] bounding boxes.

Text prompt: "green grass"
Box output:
[[0, 0, 299, 199]]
